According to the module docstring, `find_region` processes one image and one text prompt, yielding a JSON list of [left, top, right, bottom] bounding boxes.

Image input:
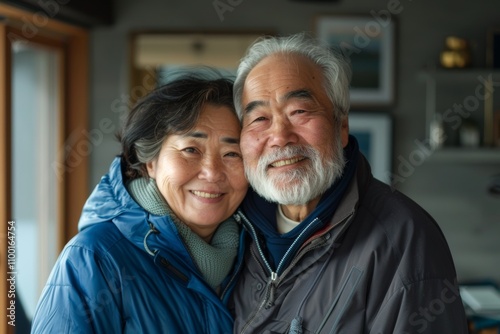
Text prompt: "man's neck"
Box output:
[[280, 197, 321, 222]]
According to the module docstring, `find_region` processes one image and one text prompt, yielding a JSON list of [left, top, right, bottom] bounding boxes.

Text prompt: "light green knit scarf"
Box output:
[[127, 177, 239, 291]]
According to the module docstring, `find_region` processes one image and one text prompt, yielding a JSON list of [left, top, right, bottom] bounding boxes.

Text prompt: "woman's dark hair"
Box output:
[[118, 70, 236, 180]]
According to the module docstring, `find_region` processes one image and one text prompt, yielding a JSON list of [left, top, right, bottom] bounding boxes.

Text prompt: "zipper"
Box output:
[[220, 250, 243, 301], [238, 212, 274, 273], [237, 210, 355, 333], [264, 272, 278, 308], [237, 213, 329, 334], [238, 211, 276, 334], [238, 212, 324, 312], [276, 235, 330, 282], [220, 214, 247, 301], [275, 217, 321, 275]]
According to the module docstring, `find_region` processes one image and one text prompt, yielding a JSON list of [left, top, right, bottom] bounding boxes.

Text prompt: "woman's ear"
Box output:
[[146, 160, 156, 179]]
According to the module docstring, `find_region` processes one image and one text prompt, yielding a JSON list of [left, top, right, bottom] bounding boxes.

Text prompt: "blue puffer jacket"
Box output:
[[31, 157, 245, 334]]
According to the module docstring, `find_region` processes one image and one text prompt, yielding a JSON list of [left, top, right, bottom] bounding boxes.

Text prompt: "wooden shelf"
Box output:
[[419, 68, 500, 83], [419, 67, 500, 148], [431, 147, 500, 163]]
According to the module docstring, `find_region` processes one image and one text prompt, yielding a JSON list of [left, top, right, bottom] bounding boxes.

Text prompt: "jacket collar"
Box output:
[[78, 156, 196, 268], [304, 151, 373, 244], [239, 150, 374, 279]]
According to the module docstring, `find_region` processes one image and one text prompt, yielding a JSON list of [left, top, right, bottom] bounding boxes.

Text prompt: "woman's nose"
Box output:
[[199, 156, 225, 182]]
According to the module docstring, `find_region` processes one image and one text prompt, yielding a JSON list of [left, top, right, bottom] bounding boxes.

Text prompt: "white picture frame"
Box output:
[[316, 14, 396, 108]]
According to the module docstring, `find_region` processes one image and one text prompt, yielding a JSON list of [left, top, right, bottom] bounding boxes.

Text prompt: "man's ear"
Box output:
[[341, 117, 349, 148]]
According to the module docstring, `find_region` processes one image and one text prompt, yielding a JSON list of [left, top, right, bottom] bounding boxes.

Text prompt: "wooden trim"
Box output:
[[0, 2, 88, 250], [1, 0, 114, 26], [0, 23, 13, 334], [128, 32, 157, 106], [0, 7, 89, 248], [0, 5, 89, 333], [62, 31, 89, 245], [0, 3, 86, 36], [57, 38, 67, 255]]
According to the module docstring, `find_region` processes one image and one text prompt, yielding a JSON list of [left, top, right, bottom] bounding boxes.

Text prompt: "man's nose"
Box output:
[[267, 117, 299, 147]]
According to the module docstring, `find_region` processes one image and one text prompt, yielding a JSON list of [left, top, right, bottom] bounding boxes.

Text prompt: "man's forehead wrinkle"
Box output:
[[243, 54, 321, 111]]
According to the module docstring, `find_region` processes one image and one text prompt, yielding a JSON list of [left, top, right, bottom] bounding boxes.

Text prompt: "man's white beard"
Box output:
[[245, 138, 346, 205]]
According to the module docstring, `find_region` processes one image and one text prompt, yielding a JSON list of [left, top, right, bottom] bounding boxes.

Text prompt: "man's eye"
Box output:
[[252, 116, 267, 123]]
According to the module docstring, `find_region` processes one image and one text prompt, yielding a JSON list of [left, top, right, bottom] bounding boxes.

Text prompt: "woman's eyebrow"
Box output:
[[184, 131, 207, 139], [221, 137, 240, 144], [184, 131, 240, 144]]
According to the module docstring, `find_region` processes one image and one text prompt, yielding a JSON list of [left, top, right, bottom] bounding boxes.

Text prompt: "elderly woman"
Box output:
[[31, 72, 248, 333]]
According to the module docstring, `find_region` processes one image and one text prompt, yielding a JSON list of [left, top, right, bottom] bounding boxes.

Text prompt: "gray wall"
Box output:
[[88, 0, 500, 282]]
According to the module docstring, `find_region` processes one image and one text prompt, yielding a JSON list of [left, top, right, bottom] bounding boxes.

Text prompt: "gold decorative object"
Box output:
[[440, 36, 472, 68]]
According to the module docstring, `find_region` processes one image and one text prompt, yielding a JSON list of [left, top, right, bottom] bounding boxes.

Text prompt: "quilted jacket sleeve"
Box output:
[[31, 244, 123, 334]]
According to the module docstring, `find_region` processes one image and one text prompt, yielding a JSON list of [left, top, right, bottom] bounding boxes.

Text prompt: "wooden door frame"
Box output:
[[0, 4, 89, 333]]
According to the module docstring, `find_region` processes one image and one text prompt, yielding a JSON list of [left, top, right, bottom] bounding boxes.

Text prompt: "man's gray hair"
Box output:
[[233, 32, 352, 120]]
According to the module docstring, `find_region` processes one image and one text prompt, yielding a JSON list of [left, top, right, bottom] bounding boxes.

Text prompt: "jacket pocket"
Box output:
[[315, 266, 364, 334]]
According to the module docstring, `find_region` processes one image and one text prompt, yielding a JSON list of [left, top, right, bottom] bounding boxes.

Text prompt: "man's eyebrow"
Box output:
[[244, 100, 268, 115], [283, 89, 313, 101], [244, 89, 313, 115]]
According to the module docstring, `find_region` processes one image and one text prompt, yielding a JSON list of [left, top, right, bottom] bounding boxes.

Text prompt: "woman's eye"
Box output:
[[293, 109, 307, 115], [224, 152, 242, 158], [182, 147, 198, 154]]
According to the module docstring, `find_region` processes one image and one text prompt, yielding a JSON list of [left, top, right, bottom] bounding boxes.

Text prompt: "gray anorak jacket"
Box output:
[[230, 153, 468, 334]]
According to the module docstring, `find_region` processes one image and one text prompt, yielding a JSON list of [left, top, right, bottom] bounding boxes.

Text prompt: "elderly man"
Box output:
[[230, 33, 468, 333]]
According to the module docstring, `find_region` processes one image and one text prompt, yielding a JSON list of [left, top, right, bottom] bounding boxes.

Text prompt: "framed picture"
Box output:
[[487, 28, 500, 68], [315, 15, 396, 108], [349, 112, 392, 184], [129, 31, 268, 104], [493, 111, 500, 147]]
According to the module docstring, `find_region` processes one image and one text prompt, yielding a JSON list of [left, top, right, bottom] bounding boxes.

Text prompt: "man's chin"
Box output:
[[253, 182, 308, 204]]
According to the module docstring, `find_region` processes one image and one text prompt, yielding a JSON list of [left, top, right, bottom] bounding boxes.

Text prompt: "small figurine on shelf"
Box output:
[[430, 113, 446, 149], [458, 119, 480, 147], [440, 36, 472, 69]]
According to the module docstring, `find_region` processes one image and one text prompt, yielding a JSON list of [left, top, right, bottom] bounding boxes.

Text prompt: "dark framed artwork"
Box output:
[[487, 28, 500, 68], [493, 111, 500, 147], [315, 15, 396, 108], [349, 112, 392, 184], [129, 31, 269, 104]]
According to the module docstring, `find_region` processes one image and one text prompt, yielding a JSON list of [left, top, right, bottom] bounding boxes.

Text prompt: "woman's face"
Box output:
[[146, 104, 248, 241]]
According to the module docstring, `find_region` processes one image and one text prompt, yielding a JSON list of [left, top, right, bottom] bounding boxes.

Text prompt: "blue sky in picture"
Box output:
[[351, 131, 372, 162], [327, 35, 381, 89]]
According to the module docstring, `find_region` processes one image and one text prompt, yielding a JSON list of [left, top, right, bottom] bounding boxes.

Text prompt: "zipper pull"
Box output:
[[265, 272, 278, 309]]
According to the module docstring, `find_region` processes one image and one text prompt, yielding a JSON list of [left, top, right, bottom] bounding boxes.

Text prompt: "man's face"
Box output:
[[240, 54, 349, 205]]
